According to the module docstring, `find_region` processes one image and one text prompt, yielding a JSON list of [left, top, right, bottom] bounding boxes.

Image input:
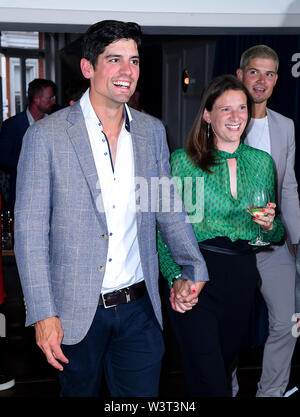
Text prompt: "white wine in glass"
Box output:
[[248, 188, 270, 246]]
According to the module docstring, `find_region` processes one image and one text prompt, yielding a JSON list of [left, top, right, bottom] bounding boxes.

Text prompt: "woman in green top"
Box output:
[[158, 74, 284, 397]]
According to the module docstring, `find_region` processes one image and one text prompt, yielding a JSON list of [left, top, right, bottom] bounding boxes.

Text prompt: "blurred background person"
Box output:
[[235, 44, 300, 398], [0, 78, 56, 208]]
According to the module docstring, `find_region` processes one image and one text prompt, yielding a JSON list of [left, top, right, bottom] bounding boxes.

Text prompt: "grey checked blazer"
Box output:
[[14, 102, 209, 345], [245, 108, 300, 247]]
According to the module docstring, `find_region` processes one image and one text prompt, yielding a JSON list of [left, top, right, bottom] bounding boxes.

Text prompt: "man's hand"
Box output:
[[169, 279, 206, 313], [35, 316, 69, 371]]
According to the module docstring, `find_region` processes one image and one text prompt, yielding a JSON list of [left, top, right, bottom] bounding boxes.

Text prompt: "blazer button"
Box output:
[[101, 233, 109, 240], [98, 266, 105, 272]]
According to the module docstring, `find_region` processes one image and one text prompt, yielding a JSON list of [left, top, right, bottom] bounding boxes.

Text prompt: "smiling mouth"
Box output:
[[253, 86, 265, 93], [113, 81, 131, 89], [226, 123, 241, 131]]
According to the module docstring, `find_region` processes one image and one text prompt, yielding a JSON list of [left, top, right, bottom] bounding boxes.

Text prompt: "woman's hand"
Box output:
[[251, 202, 276, 232], [169, 279, 206, 313]]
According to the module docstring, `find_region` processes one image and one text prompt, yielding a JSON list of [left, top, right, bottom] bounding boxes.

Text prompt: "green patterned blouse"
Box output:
[[157, 143, 284, 285]]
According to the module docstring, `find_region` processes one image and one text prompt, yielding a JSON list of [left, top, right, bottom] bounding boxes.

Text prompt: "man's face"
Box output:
[[36, 86, 56, 114], [237, 57, 278, 104], [81, 38, 140, 107]]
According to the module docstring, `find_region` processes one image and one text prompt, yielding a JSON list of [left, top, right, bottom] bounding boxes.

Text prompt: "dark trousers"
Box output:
[[166, 238, 259, 397], [58, 292, 164, 397]]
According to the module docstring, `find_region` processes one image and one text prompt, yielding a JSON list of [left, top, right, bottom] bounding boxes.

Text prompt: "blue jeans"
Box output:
[[58, 292, 164, 397]]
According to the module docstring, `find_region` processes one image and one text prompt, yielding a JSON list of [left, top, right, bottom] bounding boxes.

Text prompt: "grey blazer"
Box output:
[[14, 102, 209, 345], [245, 108, 300, 247]]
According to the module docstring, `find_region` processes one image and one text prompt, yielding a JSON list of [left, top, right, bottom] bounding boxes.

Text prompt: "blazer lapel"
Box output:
[[267, 108, 281, 167], [130, 116, 148, 229], [66, 102, 107, 227]]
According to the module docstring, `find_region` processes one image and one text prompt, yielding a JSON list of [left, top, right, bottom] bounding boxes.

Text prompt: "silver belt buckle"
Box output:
[[125, 289, 131, 303], [101, 293, 117, 309]]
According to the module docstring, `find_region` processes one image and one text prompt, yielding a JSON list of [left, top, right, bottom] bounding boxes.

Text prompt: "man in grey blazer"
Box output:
[[14, 20, 209, 397], [236, 45, 300, 397]]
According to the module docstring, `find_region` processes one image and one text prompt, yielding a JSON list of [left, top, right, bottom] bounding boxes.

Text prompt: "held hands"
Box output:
[[169, 279, 206, 313], [250, 202, 276, 232], [35, 316, 69, 371]]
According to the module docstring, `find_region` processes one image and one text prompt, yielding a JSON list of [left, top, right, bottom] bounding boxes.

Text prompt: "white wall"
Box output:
[[0, 0, 299, 27], [1, 0, 299, 13]]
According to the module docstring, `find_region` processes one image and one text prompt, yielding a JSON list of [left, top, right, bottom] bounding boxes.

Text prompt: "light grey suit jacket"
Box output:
[[14, 102, 209, 345], [245, 108, 300, 251]]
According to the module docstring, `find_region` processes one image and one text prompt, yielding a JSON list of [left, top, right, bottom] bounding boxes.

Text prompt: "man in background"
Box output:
[[0, 78, 56, 207], [236, 44, 300, 397]]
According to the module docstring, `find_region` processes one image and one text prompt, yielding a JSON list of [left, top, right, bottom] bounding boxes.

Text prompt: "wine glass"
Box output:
[[248, 188, 270, 246]]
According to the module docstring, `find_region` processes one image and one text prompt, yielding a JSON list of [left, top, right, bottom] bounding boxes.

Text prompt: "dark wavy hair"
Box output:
[[186, 74, 252, 172], [82, 20, 142, 69]]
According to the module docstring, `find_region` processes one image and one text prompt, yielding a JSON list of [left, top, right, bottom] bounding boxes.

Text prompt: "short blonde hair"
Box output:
[[240, 44, 279, 72]]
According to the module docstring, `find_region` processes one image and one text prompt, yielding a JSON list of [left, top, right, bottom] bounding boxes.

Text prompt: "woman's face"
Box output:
[[203, 89, 248, 152]]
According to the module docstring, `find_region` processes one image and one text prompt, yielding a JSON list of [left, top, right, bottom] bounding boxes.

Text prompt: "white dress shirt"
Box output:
[[26, 108, 47, 126], [80, 89, 143, 293], [245, 116, 271, 155]]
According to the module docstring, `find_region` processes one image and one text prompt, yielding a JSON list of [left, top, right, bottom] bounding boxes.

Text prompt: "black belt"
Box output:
[[198, 242, 253, 256], [99, 281, 146, 308]]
